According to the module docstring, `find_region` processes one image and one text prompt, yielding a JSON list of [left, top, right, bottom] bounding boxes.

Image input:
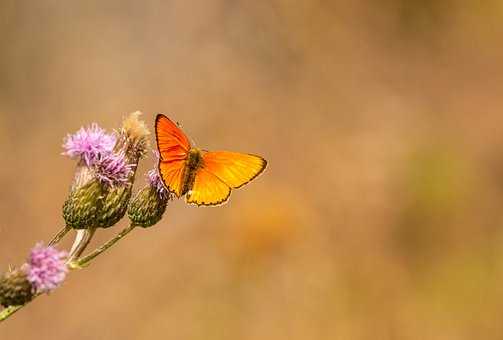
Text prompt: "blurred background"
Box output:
[[1, 1, 503, 339]]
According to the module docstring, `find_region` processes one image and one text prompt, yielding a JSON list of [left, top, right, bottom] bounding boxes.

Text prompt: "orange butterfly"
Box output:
[[155, 114, 267, 206]]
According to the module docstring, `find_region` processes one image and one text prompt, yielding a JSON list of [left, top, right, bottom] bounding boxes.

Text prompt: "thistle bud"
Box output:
[[0, 269, 33, 307], [128, 169, 170, 228], [96, 112, 149, 228], [62, 114, 149, 230], [62, 124, 116, 229], [115, 111, 150, 166], [1, 243, 69, 306], [26, 243, 68, 294], [93, 151, 134, 228], [97, 185, 132, 228], [63, 178, 103, 230]]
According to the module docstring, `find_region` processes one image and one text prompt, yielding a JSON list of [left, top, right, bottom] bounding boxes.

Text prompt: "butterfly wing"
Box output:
[[155, 114, 190, 197], [202, 151, 267, 189], [186, 151, 267, 206], [186, 167, 231, 206], [158, 162, 185, 197]]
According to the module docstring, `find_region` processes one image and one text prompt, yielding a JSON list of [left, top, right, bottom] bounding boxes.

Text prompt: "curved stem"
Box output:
[[68, 228, 96, 262], [48, 226, 71, 246], [74, 224, 136, 267]]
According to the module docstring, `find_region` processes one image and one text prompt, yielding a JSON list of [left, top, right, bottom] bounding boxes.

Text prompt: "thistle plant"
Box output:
[[0, 112, 170, 322], [0, 244, 67, 308]]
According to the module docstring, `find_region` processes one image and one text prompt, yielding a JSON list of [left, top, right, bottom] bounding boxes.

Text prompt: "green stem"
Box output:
[[73, 224, 136, 267], [68, 228, 96, 262], [48, 226, 71, 246], [0, 305, 22, 322]]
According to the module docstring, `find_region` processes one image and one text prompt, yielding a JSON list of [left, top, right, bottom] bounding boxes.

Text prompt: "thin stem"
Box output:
[[48, 226, 71, 246], [0, 305, 22, 322], [0, 291, 43, 322], [74, 224, 136, 267], [68, 228, 96, 262]]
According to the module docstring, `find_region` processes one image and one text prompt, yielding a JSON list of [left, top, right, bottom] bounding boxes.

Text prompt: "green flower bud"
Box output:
[[63, 178, 103, 230], [128, 186, 168, 228], [96, 185, 132, 228], [94, 112, 150, 229], [0, 269, 33, 307], [62, 112, 150, 231]]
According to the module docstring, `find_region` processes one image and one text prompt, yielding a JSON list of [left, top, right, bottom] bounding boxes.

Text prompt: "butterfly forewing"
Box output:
[[201, 151, 267, 189], [155, 115, 190, 160], [156, 115, 190, 197]]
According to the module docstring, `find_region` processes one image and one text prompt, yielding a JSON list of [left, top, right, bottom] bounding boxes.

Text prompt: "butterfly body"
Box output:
[[181, 148, 204, 195], [155, 114, 267, 206]]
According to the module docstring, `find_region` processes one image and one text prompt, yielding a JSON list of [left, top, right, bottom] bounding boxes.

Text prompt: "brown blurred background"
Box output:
[[2, 1, 503, 339]]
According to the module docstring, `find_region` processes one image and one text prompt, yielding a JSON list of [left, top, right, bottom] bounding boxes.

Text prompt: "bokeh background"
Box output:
[[2, 1, 503, 339]]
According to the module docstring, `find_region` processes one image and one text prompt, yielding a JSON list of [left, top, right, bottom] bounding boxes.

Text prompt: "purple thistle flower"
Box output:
[[63, 123, 116, 166], [147, 169, 169, 199], [95, 152, 135, 187], [25, 243, 68, 294]]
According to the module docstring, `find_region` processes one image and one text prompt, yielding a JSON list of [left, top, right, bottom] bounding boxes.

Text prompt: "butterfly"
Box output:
[[155, 114, 267, 206]]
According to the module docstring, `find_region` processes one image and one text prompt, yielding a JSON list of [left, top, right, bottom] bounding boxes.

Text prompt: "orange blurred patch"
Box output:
[[219, 187, 311, 265]]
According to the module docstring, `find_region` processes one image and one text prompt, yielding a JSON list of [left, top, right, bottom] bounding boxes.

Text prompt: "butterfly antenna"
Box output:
[[189, 135, 198, 147]]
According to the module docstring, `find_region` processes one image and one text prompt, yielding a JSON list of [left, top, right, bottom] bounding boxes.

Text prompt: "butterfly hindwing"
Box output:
[[158, 159, 185, 197], [186, 167, 231, 206]]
